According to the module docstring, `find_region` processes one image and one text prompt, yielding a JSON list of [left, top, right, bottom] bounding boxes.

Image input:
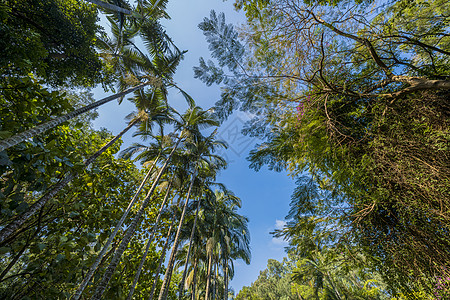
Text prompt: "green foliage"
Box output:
[[0, 1, 251, 299], [0, 77, 169, 298], [196, 0, 450, 296], [235, 258, 298, 300], [0, 0, 107, 87]]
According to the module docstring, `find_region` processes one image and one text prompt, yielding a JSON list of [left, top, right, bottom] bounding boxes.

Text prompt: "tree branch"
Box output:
[[307, 10, 393, 78]]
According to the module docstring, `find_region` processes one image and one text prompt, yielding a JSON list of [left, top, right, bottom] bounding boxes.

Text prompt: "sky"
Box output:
[[91, 0, 297, 294]]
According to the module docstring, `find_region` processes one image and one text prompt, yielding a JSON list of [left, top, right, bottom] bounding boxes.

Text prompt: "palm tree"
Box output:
[[158, 169, 198, 300], [0, 1, 178, 153], [89, 134, 181, 300], [158, 128, 227, 300], [89, 106, 218, 299], [177, 197, 201, 300], [216, 192, 251, 300], [177, 179, 224, 299], [148, 194, 183, 300], [0, 112, 147, 245], [72, 96, 174, 300], [197, 190, 250, 300], [125, 171, 177, 300]]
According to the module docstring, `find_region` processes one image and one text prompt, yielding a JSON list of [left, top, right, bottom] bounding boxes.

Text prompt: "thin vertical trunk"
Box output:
[[0, 119, 139, 246], [325, 272, 342, 300], [0, 206, 44, 280], [71, 143, 159, 300], [178, 199, 201, 300], [213, 261, 218, 300], [158, 172, 196, 300], [90, 138, 181, 300], [148, 221, 174, 300], [205, 253, 213, 300], [0, 83, 147, 152], [126, 177, 175, 300], [0, 240, 28, 281], [191, 257, 198, 300], [223, 258, 228, 300]]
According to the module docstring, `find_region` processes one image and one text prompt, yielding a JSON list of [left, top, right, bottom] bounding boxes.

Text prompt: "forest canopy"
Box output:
[[0, 0, 449, 299], [195, 0, 450, 297], [0, 1, 250, 299]]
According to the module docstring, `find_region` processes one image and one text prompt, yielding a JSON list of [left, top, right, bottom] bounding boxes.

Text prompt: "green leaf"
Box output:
[[55, 253, 65, 262], [0, 247, 10, 254], [37, 243, 46, 251], [0, 151, 12, 166]]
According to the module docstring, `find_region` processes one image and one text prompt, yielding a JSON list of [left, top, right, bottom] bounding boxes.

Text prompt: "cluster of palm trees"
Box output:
[[78, 104, 250, 300], [0, 0, 250, 299]]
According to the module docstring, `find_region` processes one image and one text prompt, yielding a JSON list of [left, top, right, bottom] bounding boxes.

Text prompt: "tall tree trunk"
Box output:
[[213, 261, 218, 300], [191, 257, 198, 300], [0, 83, 147, 152], [0, 238, 29, 281], [148, 221, 174, 300], [223, 257, 228, 300], [0, 119, 139, 246], [85, 0, 133, 14], [158, 172, 197, 300], [178, 199, 201, 300], [0, 203, 45, 280], [71, 148, 158, 300], [90, 138, 181, 300], [205, 253, 213, 300], [325, 272, 342, 300], [126, 176, 175, 300]]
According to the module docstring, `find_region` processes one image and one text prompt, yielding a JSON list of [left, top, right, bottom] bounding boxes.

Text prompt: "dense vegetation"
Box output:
[[194, 0, 450, 298], [0, 0, 250, 299], [1, 0, 449, 299]]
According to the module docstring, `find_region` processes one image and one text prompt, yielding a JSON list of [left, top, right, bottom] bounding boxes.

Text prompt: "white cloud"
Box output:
[[271, 236, 288, 246], [274, 219, 287, 230], [270, 219, 288, 246]]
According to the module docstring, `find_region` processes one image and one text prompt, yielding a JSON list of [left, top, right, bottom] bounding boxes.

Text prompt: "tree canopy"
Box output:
[[195, 0, 450, 296]]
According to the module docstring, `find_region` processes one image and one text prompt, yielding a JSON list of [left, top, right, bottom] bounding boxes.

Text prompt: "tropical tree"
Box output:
[[174, 187, 250, 300], [125, 169, 177, 300], [0, 0, 180, 153], [195, 1, 450, 294], [87, 106, 218, 299], [70, 103, 174, 300], [0, 3, 184, 251], [0, 114, 149, 299], [157, 110, 226, 300], [0, 0, 105, 87]]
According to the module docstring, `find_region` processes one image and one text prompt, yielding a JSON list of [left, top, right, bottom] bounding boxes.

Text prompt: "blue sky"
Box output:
[[92, 0, 296, 294]]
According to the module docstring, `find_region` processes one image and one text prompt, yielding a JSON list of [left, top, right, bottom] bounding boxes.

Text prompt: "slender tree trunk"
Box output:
[[71, 148, 158, 300], [191, 257, 198, 300], [158, 172, 196, 300], [0, 241, 28, 281], [0, 83, 147, 152], [85, 0, 133, 14], [325, 272, 342, 300], [0, 204, 45, 280], [126, 177, 175, 300], [178, 199, 201, 300], [213, 261, 218, 300], [0, 119, 139, 246], [148, 221, 174, 300], [205, 253, 213, 300], [223, 258, 228, 300], [90, 139, 181, 300]]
